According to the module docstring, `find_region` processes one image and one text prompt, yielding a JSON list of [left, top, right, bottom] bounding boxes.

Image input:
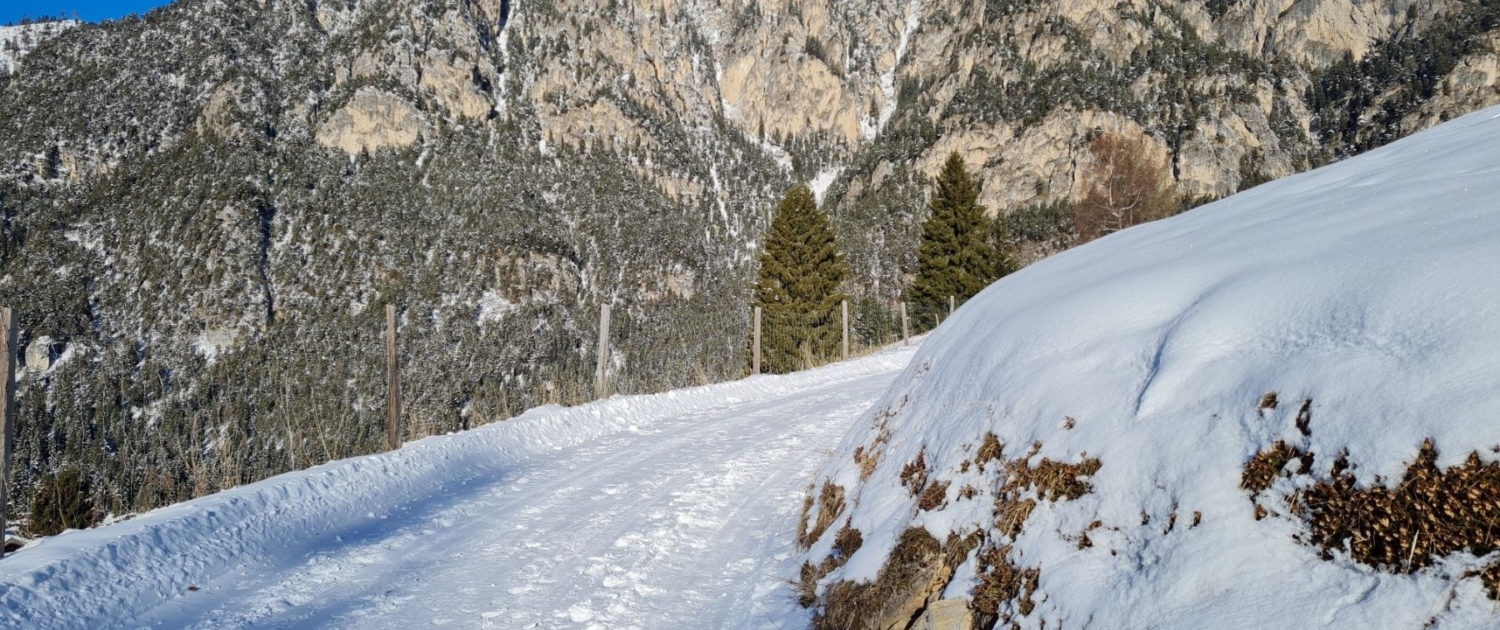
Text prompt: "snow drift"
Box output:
[[797, 107, 1500, 629]]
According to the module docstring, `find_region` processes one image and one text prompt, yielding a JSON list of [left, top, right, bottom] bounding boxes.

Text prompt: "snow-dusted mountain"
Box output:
[[5, 0, 1500, 534], [0, 20, 74, 74], [797, 105, 1500, 628]]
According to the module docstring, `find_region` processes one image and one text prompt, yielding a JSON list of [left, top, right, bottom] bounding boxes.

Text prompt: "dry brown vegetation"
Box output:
[[973, 449, 1103, 627], [853, 402, 903, 482], [1073, 132, 1178, 243], [798, 482, 847, 550], [1242, 440, 1312, 498], [1304, 442, 1500, 590], [972, 543, 1039, 623], [1244, 400, 1500, 598], [918, 481, 951, 511], [1000, 453, 1105, 507], [799, 521, 868, 606], [1258, 391, 1280, 411], [975, 433, 1004, 471], [804, 435, 1103, 629], [900, 450, 929, 496]]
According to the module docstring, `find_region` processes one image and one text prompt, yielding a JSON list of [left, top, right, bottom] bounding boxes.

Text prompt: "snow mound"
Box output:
[[797, 107, 1500, 628]]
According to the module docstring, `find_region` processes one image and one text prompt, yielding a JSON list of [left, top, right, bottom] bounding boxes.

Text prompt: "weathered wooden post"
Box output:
[[595, 303, 612, 398], [0, 308, 15, 558], [841, 300, 850, 361], [949, 295, 955, 318], [752, 306, 762, 375], [385, 304, 401, 451], [900, 301, 909, 346]]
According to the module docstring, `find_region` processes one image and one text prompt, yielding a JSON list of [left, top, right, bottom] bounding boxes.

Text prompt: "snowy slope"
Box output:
[[800, 107, 1500, 628], [0, 344, 916, 629]]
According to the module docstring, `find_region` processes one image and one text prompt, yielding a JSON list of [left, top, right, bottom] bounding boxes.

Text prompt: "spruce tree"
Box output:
[[906, 152, 999, 328], [752, 185, 848, 373]]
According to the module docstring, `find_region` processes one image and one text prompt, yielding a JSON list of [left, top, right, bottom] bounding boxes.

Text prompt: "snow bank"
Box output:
[[0, 347, 911, 629], [800, 107, 1500, 628]]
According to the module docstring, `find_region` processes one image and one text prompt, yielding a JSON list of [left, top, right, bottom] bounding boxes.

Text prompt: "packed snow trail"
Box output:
[[0, 344, 915, 630]]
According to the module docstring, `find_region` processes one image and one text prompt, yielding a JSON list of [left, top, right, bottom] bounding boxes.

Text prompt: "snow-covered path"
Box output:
[[2, 345, 915, 630]]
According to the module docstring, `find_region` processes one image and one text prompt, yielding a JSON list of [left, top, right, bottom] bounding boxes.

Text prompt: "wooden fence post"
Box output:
[[0, 308, 15, 558], [595, 303, 612, 398], [841, 300, 850, 361], [949, 295, 955, 318], [385, 304, 400, 451], [752, 306, 761, 375], [900, 301, 909, 347]]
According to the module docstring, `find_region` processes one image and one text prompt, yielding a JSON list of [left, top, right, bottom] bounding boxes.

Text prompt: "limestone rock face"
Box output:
[[418, 51, 493, 121], [316, 88, 427, 155], [1403, 32, 1500, 132]]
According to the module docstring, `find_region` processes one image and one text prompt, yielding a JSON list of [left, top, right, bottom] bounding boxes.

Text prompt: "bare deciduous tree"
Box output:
[[1073, 133, 1178, 243]]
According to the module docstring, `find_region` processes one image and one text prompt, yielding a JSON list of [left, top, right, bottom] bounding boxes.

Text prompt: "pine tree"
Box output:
[[752, 185, 848, 373], [906, 152, 999, 328]]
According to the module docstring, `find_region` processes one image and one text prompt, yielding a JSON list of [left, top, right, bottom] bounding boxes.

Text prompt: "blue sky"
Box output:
[[2, 0, 172, 25]]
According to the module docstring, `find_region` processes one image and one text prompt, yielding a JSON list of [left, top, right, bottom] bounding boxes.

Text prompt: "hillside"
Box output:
[[795, 106, 1500, 628], [5, 0, 1500, 526], [0, 20, 75, 74]]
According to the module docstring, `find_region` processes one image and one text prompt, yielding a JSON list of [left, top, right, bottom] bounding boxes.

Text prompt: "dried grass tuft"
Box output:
[[1258, 392, 1279, 411], [834, 523, 865, 558], [798, 521, 867, 606], [798, 482, 847, 550], [976, 433, 1004, 470], [1007, 455, 1102, 501], [901, 449, 929, 496], [918, 480, 951, 511], [854, 427, 892, 482], [972, 543, 1039, 627]]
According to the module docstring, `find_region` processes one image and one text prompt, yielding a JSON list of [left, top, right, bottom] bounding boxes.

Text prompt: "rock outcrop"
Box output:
[[317, 88, 427, 154]]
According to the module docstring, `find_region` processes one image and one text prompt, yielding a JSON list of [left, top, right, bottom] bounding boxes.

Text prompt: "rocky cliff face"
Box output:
[[1, 0, 1497, 520]]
